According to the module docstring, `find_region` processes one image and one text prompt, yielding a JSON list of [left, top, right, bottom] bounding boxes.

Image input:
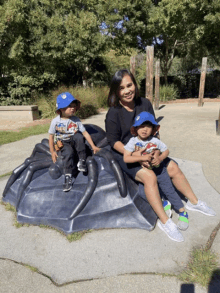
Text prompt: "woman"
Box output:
[[105, 69, 215, 242]]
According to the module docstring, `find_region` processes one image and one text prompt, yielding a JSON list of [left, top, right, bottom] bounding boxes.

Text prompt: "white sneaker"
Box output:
[[158, 218, 184, 242], [185, 199, 216, 216]]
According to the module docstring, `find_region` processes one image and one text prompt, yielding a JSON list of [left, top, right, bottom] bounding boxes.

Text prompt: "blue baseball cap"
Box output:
[[56, 92, 79, 111], [132, 112, 159, 127]]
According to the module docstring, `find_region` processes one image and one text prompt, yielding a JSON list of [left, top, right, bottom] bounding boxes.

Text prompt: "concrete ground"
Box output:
[[0, 102, 220, 292]]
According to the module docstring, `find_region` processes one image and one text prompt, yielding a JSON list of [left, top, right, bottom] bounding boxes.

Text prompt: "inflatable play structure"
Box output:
[[2, 124, 157, 234]]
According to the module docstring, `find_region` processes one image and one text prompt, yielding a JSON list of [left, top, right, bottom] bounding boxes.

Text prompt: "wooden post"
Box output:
[[154, 60, 160, 110], [130, 56, 136, 76], [217, 109, 220, 135], [146, 46, 154, 104], [198, 57, 207, 107]]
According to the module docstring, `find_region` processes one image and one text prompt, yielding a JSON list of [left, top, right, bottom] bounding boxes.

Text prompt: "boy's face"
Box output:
[[136, 122, 153, 140], [60, 102, 77, 118]]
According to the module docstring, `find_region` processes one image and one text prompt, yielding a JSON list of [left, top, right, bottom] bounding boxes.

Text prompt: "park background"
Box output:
[[1, 0, 220, 121]]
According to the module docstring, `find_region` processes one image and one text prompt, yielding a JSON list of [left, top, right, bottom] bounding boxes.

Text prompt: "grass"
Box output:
[[1, 201, 91, 242], [66, 230, 92, 242], [178, 247, 219, 287], [0, 123, 50, 146], [0, 171, 12, 178]]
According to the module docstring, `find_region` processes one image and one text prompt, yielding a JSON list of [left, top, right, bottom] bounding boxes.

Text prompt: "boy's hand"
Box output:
[[51, 151, 58, 163], [92, 146, 100, 154], [151, 156, 162, 166]]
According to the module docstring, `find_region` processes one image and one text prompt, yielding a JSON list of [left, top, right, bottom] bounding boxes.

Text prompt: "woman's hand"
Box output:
[[131, 146, 147, 157], [141, 153, 153, 162], [132, 147, 152, 168]]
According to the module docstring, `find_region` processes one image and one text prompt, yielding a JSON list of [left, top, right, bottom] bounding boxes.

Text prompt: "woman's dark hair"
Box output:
[[107, 69, 140, 107]]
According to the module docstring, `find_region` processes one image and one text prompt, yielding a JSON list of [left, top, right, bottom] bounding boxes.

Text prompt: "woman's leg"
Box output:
[[135, 168, 169, 224], [167, 160, 216, 217], [166, 160, 198, 204]]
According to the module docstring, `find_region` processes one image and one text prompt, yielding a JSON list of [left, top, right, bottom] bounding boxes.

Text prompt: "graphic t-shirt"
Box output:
[[124, 136, 167, 154], [48, 115, 86, 141]]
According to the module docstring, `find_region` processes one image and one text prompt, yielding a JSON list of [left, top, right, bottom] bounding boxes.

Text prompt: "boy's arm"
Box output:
[[49, 134, 58, 163], [124, 149, 153, 164], [82, 131, 100, 154]]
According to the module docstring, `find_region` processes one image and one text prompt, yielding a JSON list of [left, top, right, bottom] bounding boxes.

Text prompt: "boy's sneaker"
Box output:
[[163, 200, 172, 218], [185, 199, 216, 216], [63, 175, 72, 192], [177, 211, 189, 231], [77, 159, 87, 172], [158, 218, 184, 242]]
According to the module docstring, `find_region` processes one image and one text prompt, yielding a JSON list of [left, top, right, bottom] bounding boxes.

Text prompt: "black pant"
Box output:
[[59, 132, 86, 175]]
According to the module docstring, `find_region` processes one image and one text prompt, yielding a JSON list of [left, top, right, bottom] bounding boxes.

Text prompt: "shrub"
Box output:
[[36, 85, 109, 120], [0, 73, 57, 106], [76, 104, 98, 119], [159, 84, 179, 102]]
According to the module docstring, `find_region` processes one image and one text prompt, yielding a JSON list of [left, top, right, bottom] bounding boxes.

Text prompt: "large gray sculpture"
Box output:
[[2, 124, 157, 234]]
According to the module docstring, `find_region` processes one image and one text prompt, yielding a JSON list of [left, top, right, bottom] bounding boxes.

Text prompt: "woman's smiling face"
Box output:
[[118, 75, 136, 105]]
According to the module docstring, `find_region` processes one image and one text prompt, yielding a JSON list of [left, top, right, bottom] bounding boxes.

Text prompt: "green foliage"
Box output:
[[2, 202, 16, 213], [159, 84, 178, 101], [77, 104, 98, 119], [37, 96, 57, 119], [66, 230, 92, 242], [70, 86, 109, 109], [0, 0, 110, 104], [103, 0, 220, 85], [1, 200, 91, 241], [102, 50, 132, 79], [37, 85, 109, 120], [178, 247, 218, 287]]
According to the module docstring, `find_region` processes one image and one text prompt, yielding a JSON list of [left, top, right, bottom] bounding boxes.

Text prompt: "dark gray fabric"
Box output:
[[60, 132, 86, 174], [154, 162, 184, 210], [105, 97, 155, 148]]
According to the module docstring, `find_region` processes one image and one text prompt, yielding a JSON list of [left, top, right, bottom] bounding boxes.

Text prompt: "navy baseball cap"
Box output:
[[56, 92, 79, 111], [132, 112, 159, 127]]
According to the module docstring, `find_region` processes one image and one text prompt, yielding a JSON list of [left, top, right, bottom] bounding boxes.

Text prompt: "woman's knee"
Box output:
[[167, 160, 183, 178], [136, 169, 157, 186]]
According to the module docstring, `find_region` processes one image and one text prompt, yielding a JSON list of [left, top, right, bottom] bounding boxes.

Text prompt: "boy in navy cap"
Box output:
[[48, 92, 100, 192], [124, 111, 216, 237]]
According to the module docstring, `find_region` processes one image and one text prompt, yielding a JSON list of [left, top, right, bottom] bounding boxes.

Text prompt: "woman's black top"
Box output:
[[105, 97, 155, 148]]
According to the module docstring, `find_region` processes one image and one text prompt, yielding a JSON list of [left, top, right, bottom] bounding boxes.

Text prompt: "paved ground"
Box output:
[[0, 102, 220, 292]]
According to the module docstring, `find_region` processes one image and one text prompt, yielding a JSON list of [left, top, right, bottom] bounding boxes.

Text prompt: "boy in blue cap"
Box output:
[[48, 92, 100, 192], [124, 111, 216, 237]]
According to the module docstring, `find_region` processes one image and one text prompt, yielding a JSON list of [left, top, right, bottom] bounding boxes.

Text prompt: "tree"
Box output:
[[103, 0, 220, 84], [0, 0, 110, 104]]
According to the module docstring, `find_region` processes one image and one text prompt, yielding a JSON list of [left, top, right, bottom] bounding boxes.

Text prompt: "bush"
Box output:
[[76, 104, 98, 119], [159, 84, 179, 102], [36, 85, 109, 120], [0, 73, 57, 106]]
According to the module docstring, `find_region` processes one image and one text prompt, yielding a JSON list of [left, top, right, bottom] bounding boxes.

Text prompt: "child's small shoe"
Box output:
[[77, 159, 87, 172], [177, 211, 189, 231], [163, 200, 172, 218], [185, 199, 216, 216], [63, 175, 72, 192]]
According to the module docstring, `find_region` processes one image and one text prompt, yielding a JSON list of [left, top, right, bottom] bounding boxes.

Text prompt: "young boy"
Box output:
[[48, 92, 100, 192], [123, 111, 216, 231]]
